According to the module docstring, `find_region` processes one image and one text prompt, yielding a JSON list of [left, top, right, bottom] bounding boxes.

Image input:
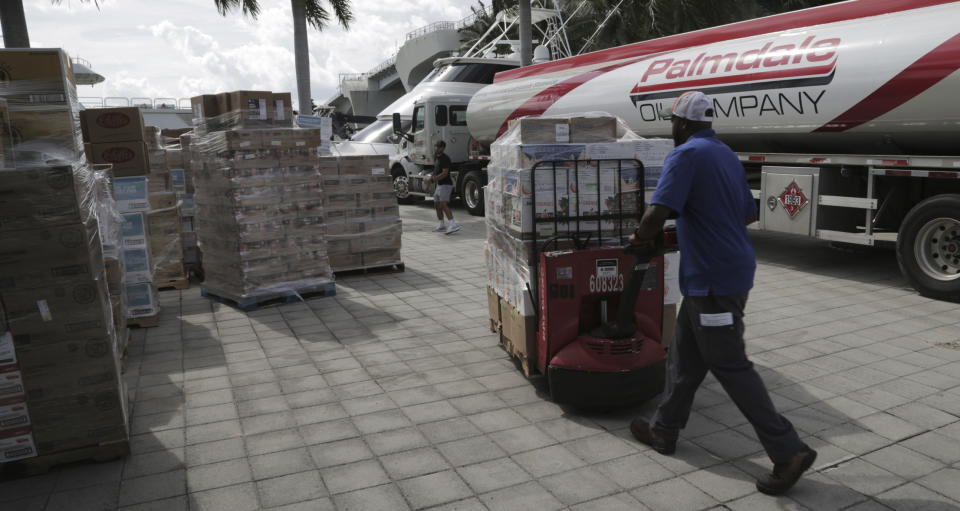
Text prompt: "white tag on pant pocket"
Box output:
[[700, 312, 733, 327]]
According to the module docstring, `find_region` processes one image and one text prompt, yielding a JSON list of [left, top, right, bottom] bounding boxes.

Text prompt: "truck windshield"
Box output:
[[351, 119, 411, 143], [422, 63, 517, 84]]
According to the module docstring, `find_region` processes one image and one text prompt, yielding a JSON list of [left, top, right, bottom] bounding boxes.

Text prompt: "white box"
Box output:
[[169, 169, 186, 193], [120, 212, 147, 247], [0, 367, 25, 405], [122, 247, 153, 283], [113, 176, 150, 212], [0, 332, 14, 366], [124, 282, 158, 318], [0, 400, 30, 430], [0, 431, 37, 462]]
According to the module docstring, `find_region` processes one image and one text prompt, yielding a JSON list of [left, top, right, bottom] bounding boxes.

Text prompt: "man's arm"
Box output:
[[630, 204, 674, 244]]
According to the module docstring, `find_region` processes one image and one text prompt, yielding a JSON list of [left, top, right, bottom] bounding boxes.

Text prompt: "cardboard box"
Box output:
[[569, 116, 617, 143], [88, 141, 149, 176], [0, 400, 31, 430], [120, 212, 147, 247], [123, 282, 157, 318], [516, 117, 570, 144], [0, 48, 75, 89], [121, 247, 152, 283], [229, 90, 272, 126], [104, 257, 122, 296], [0, 165, 84, 232], [112, 176, 150, 212], [79, 107, 145, 143], [272, 93, 293, 125], [0, 223, 102, 290], [0, 431, 37, 462], [148, 192, 178, 210], [499, 298, 538, 373], [0, 367, 26, 406], [1, 280, 111, 340], [190, 94, 219, 120], [9, 108, 78, 153]]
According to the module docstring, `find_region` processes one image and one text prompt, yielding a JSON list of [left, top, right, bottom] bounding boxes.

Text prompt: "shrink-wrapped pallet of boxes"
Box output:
[[177, 134, 202, 274], [79, 108, 167, 325], [483, 114, 677, 373], [190, 120, 334, 310], [321, 155, 403, 272], [0, 48, 130, 470]]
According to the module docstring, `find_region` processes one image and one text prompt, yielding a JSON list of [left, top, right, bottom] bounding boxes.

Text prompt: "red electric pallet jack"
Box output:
[[528, 158, 677, 408]]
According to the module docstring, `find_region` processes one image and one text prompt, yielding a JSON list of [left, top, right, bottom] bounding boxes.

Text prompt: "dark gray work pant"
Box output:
[[649, 293, 806, 464]]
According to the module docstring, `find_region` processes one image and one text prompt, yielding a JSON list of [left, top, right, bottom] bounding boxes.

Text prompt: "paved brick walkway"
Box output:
[[3, 203, 959, 510]]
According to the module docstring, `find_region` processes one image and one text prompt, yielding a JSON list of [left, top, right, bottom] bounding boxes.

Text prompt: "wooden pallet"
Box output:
[[127, 313, 159, 329], [333, 262, 405, 278], [0, 439, 129, 478], [201, 281, 336, 312], [157, 277, 189, 291], [499, 333, 537, 378]]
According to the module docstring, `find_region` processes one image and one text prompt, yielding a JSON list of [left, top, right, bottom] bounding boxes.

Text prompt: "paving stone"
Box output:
[[186, 437, 247, 467], [917, 468, 960, 501], [487, 424, 557, 455], [241, 411, 297, 436], [320, 459, 390, 494], [456, 457, 531, 494], [300, 419, 360, 445], [788, 472, 869, 511], [341, 395, 397, 416], [188, 482, 260, 511], [187, 458, 253, 491], [118, 469, 187, 506], [420, 417, 483, 444], [185, 403, 240, 427], [186, 419, 243, 445], [129, 429, 186, 456], [250, 448, 316, 480], [466, 408, 528, 433], [878, 482, 958, 511], [569, 493, 649, 511], [822, 459, 905, 496], [45, 483, 120, 511], [564, 432, 637, 464], [256, 470, 326, 508], [53, 459, 124, 491], [118, 495, 189, 511], [309, 438, 374, 468], [862, 444, 945, 480], [512, 444, 587, 478], [402, 401, 462, 424], [352, 409, 413, 434], [629, 476, 719, 511], [438, 435, 507, 467], [540, 466, 621, 506], [332, 483, 410, 511], [366, 427, 430, 456], [245, 429, 305, 456], [480, 481, 564, 511], [122, 448, 185, 479], [380, 446, 451, 480], [903, 432, 960, 464], [681, 464, 758, 502], [397, 469, 472, 509], [292, 402, 349, 426], [596, 453, 676, 489]]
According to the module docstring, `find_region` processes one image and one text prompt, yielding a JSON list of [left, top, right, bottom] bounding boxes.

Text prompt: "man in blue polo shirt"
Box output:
[[627, 91, 816, 496]]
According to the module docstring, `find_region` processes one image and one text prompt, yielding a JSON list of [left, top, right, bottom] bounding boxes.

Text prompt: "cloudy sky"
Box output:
[[25, 0, 477, 110]]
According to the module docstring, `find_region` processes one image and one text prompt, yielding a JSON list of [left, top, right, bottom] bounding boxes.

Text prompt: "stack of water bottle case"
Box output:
[[0, 49, 130, 466]]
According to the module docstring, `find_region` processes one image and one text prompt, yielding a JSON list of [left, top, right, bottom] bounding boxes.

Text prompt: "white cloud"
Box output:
[[25, 0, 478, 111]]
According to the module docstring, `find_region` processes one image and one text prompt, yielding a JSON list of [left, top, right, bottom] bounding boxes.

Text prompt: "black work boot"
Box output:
[[756, 446, 818, 495], [629, 417, 676, 455]]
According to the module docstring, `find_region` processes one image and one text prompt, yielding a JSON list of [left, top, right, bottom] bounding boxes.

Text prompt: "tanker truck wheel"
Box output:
[[461, 171, 485, 216], [392, 166, 419, 205], [897, 194, 960, 302]]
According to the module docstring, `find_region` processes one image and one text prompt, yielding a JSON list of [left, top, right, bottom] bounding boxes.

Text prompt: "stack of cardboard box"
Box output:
[[320, 155, 403, 271], [80, 107, 164, 325], [0, 48, 129, 465], [483, 115, 677, 371], [177, 134, 201, 272], [191, 90, 293, 134], [190, 121, 334, 304]]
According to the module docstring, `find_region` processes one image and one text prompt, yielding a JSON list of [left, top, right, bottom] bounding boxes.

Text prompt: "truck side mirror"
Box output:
[[392, 113, 402, 134]]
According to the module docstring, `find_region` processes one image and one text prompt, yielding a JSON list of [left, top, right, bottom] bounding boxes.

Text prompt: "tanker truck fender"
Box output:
[[896, 194, 960, 302]]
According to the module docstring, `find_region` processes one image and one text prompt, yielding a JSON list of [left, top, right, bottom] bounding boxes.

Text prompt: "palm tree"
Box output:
[[214, 0, 352, 115]]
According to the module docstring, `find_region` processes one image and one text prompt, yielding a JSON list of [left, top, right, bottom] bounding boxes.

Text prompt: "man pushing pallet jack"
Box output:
[[624, 92, 817, 496]]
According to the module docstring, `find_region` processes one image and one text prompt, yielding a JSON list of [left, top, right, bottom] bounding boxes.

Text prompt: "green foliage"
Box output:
[[458, 0, 844, 57], [213, 0, 352, 30]]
